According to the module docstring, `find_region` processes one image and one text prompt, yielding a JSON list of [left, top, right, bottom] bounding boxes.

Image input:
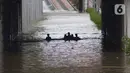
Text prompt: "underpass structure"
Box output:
[[0, 0, 129, 73], [0, 0, 126, 52]]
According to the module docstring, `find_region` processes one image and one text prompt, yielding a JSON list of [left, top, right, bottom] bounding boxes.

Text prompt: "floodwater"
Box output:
[[0, 0, 130, 73], [1, 12, 130, 73]]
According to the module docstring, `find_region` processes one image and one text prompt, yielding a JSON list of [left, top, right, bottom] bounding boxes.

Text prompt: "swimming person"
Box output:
[[74, 34, 81, 41], [45, 34, 51, 42], [70, 34, 74, 40], [63, 34, 67, 41], [67, 32, 71, 41]]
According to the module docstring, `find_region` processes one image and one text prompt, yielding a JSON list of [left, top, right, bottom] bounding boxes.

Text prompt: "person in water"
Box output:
[[70, 34, 74, 40], [63, 34, 67, 41], [67, 32, 71, 41], [74, 34, 81, 41], [45, 34, 51, 42]]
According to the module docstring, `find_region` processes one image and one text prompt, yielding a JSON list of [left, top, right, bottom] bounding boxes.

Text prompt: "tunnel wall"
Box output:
[[22, 0, 43, 33]]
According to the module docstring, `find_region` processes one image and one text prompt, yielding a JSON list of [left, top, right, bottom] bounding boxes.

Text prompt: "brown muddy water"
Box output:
[[0, 13, 130, 73], [1, 40, 130, 73]]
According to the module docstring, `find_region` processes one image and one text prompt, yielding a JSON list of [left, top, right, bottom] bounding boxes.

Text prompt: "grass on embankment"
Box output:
[[86, 8, 102, 30]]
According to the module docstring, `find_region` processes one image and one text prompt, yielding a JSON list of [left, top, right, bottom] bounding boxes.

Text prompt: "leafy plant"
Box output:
[[122, 36, 130, 55], [86, 8, 102, 30]]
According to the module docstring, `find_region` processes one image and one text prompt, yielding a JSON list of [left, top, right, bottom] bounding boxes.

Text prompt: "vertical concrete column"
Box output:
[[2, 0, 20, 52], [22, 0, 43, 33], [124, 0, 130, 38], [124, 0, 127, 36], [22, 0, 28, 33], [78, 0, 83, 12], [84, 0, 88, 10], [102, 0, 124, 52], [95, 0, 101, 12]]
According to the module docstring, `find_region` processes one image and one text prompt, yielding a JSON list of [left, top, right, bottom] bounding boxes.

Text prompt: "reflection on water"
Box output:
[[0, 39, 128, 73], [102, 52, 125, 66], [102, 52, 125, 73], [2, 52, 22, 73], [0, 10, 128, 73], [21, 40, 102, 68]]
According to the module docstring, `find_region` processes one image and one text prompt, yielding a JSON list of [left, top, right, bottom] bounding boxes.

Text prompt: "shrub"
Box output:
[[122, 36, 130, 55], [86, 8, 102, 30]]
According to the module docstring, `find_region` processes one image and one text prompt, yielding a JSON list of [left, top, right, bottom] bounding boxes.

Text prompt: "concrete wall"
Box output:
[[87, 0, 94, 8], [22, 0, 43, 33], [84, 0, 88, 10], [124, 0, 127, 36], [87, 0, 101, 13], [93, 0, 101, 12], [124, 0, 130, 37]]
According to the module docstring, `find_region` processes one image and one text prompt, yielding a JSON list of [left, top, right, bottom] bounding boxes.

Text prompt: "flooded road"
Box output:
[[33, 13, 101, 39], [1, 40, 129, 73], [1, 12, 130, 73], [0, 0, 130, 72]]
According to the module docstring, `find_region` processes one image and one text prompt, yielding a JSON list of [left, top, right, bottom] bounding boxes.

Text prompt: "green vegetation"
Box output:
[[86, 8, 102, 30], [122, 36, 130, 55], [86, 8, 130, 55]]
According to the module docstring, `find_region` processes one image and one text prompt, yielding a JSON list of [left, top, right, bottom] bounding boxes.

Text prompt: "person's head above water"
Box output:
[[47, 34, 50, 36], [75, 34, 78, 37], [64, 34, 67, 36], [71, 34, 74, 36], [67, 32, 70, 35]]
